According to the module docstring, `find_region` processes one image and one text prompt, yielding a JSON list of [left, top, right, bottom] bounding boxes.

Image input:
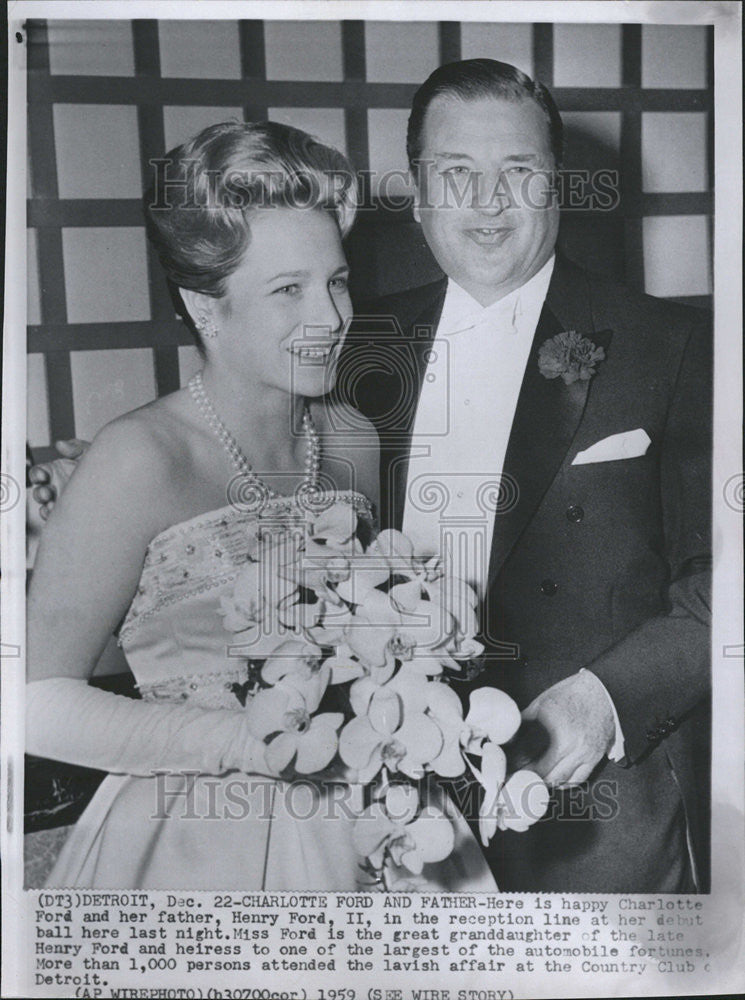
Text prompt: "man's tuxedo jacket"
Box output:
[[338, 254, 711, 892]]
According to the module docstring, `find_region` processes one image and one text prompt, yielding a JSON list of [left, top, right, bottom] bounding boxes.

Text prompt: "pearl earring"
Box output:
[[195, 313, 219, 338]]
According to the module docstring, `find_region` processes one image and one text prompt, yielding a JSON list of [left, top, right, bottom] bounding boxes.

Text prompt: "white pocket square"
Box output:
[[572, 429, 651, 465]]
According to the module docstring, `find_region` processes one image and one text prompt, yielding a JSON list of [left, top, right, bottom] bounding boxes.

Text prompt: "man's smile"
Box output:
[[464, 226, 514, 247]]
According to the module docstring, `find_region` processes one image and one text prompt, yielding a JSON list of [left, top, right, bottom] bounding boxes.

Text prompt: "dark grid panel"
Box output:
[[238, 21, 267, 121], [132, 19, 181, 397], [439, 22, 461, 65], [28, 73, 714, 112], [619, 23, 644, 289], [26, 20, 76, 442], [532, 23, 554, 83], [25, 19, 714, 450]]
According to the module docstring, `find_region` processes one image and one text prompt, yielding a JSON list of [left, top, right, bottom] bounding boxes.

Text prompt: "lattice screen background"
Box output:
[[26, 19, 713, 458]]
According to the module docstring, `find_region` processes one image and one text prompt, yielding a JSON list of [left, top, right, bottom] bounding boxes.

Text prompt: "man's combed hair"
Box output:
[[407, 58, 564, 170], [144, 120, 358, 299]]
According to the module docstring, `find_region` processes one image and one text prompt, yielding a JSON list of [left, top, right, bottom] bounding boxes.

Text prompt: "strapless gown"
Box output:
[[47, 492, 497, 891]]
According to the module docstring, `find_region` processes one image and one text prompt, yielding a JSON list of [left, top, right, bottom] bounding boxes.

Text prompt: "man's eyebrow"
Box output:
[[432, 152, 546, 163], [266, 270, 309, 282], [433, 152, 476, 161], [502, 153, 544, 163]]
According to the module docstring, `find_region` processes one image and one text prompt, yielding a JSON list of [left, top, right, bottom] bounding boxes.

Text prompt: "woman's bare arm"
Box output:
[[27, 417, 172, 683], [25, 414, 281, 781]]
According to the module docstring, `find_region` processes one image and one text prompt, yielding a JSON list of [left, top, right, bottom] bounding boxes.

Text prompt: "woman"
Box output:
[[26, 121, 496, 891]]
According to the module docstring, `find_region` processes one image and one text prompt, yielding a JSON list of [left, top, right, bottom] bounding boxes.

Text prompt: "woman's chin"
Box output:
[[290, 365, 337, 398]]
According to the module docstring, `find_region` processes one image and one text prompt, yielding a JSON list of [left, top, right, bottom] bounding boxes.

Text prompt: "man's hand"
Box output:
[[28, 439, 89, 520], [521, 670, 616, 788], [27, 440, 90, 568]]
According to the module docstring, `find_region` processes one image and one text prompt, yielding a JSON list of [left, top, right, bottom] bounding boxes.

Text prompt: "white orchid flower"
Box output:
[[462, 687, 522, 752], [377, 547, 480, 644], [352, 785, 455, 875], [349, 665, 430, 722], [246, 684, 342, 774], [306, 501, 359, 550], [467, 741, 550, 845], [261, 639, 330, 708], [334, 558, 391, 608], [426, 683, 469, 778], [427, 683, 524, 778], [279, 503, 361, 604], [495, 769, 551, 833], [424, 573, 480, 646], [448, 635, 485, 662], [369, 529, 418, 574], [333, 533, 409, 608], [316, 641, 367, 686], [335, 530, 427, 607], [338, 687, 443, 784], [477, 741, 509, 846], [268, 502, 361, 610], [218, 558, 307, 658], [343, 589, 406, 674], [344, 585, 455, 677]]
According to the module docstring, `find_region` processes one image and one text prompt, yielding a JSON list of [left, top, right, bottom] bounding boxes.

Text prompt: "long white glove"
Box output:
[[26, 677, 278, 778]]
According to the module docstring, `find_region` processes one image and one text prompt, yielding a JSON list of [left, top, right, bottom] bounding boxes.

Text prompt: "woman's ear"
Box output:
[[179, 288, 215, 328]]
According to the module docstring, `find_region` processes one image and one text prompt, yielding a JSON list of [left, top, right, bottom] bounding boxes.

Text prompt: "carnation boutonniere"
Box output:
[[538, 330, 606, 385]]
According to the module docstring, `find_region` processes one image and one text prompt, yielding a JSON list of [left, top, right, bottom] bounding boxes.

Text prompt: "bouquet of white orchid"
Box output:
[[220, 500, 548, 889]]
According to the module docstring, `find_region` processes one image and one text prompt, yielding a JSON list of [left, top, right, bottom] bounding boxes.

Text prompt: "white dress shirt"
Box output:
[[402, 254, 555, 597], [401, 254, 624, 760]]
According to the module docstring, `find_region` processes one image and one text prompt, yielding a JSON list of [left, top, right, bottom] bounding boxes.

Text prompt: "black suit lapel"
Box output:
[[342, 280, 447, 531], [486, 260, 613, 591]]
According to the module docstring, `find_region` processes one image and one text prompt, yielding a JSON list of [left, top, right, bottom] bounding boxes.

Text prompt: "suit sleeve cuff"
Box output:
[[580, 668, 625, 761]]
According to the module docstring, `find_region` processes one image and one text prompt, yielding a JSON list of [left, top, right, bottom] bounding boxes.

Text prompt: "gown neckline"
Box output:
[[142, 489, 372, 555]]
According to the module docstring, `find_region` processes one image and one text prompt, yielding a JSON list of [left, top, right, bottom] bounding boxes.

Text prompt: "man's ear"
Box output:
[[411, 171, 422, 224], [179, 287, 216, 327]]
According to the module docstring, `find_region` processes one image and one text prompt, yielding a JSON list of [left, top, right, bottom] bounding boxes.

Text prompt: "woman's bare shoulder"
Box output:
[[82, 421, 156, 491], [90, 391, 193, 468], [27, 394, 199, 679], [62, 393, 196, 536]]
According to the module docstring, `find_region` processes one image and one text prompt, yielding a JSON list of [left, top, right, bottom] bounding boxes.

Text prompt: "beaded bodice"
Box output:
[[118, 492, 374, 711]]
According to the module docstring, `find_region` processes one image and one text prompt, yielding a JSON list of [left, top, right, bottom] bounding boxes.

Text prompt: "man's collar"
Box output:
[[440, 254, 556, 336]]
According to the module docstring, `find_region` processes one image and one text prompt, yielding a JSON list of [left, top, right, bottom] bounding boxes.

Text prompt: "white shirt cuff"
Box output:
[[581, 668, 626, 761]]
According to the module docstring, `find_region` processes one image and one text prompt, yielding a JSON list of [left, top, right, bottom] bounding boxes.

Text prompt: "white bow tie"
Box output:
[[443, 297, 522, 337]]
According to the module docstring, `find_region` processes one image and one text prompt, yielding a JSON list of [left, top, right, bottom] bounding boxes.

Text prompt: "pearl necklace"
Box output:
[[188, 371, 321, 496]]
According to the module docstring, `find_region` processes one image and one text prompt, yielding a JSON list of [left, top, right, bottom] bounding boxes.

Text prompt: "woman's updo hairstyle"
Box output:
[[144, 120, 358, 309]]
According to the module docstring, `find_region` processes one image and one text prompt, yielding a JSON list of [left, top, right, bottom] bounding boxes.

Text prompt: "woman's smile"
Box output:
[[200, 206, 352, 399]]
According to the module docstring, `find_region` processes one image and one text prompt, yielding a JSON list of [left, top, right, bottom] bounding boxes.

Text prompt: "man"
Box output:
[[335, 59, 711, 893], [31, 59, 711, 893]]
